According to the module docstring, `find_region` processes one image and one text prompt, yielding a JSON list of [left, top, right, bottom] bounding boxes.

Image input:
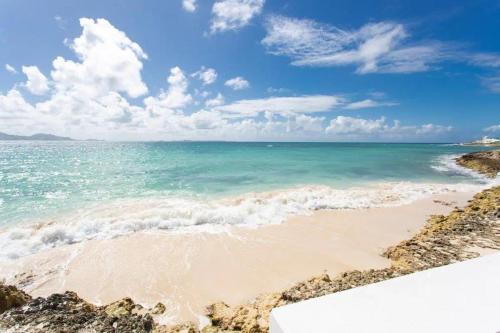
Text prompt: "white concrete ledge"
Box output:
[[270, 253, 500, 333]]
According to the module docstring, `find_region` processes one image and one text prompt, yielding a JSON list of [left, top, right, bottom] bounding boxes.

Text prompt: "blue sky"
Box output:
[[0, 0, 499, 142]]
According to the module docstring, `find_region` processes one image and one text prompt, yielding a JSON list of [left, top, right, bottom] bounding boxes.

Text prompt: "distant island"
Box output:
[[463, 136, 500, 147], [0, 132, 74, 141]]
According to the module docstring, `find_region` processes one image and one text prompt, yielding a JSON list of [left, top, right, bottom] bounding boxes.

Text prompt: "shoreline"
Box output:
[[0, 179, 489, 261], [0, 191, 478, 323], [0, 150, 498, 332]]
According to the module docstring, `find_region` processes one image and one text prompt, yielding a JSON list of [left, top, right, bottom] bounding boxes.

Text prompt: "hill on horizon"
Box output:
[[0, 132, 74, 141]]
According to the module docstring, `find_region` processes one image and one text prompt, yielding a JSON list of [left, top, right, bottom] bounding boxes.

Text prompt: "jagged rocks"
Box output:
[[455, 150, 500, 178], [151, 302, 166, 315], [0, 291, 154, 332], [0, 283, 32, 314], [152, 323, 195, 333], [104, 297, 141, 317]]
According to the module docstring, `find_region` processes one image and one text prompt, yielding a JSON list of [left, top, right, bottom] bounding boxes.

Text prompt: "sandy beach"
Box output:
[[1, 150, 499, 333], [1, 190, 475, 324]]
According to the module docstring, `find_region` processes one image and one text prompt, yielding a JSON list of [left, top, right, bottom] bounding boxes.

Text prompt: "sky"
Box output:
[[0, 0, 499, 142]]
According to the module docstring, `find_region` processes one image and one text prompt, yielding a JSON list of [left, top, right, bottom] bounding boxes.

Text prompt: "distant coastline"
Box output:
[[0, 131, 104, 142], [0, 132, 74, 141], [462, 136, 500, 147]]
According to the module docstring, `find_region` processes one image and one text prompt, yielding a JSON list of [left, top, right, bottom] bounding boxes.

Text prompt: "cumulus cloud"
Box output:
[[0, 17, 456, 142], [287, 114, 325, 132], [484, 124, 500, 132], [210, 0, 265, 34], [22, 66, 50, 95], [262, 15, 452, 74], [192, 67, 217, 85], [205, 93, 225, 107], [5, 64, 17, 74], [144, 66, 192, 112], [225, 76, 250, 90], [0, 89, 35, 118], [326, 116, 452, 139], [51, 18, 148, 99], [213, 95, 344, 117], [182, 0, 197, 12], [189, 110, 226, 129], [0, 18, 150, 138]]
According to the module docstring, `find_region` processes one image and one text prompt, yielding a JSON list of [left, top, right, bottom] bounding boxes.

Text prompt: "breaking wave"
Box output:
[[0, 180, 490, 260], [430, 154, 494, 182]]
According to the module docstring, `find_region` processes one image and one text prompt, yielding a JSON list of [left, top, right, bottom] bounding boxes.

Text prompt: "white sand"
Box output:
[[0, 191, 474, 324]]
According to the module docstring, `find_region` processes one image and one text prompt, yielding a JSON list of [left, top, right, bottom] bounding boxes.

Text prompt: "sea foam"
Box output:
[[0, 180, 490, 261], [431, 154, 491, 181]]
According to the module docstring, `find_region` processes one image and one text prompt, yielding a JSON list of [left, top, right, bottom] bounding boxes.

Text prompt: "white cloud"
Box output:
[[144, 66, 192, 112], [0, 89, 54, 134], [225, 76, 250, 90], [344, 99, 397, 110], [262, 15, 451, 74], [326, 116, 452, 139], [0, 89, 35, 118], [22, 66, 50, 95], [327, 116, 387, 135], [481, 75, 500, 93], [484, 124, 500, 132], [205, 93, 225, 107], [287, 114, 325, 132], [182, 0, 197, 12], [192, 67, 217, 85], [210, 0, 265, 34], [5, 64, 17, 74], [189, 110, 225, 129], [214, 95, 344, 117], [0, 17, 457, 142], [467, 53, 500, 68], [0, 18, 151, 138], [51, 18, 148, 99], [267, 87, 289, 94]]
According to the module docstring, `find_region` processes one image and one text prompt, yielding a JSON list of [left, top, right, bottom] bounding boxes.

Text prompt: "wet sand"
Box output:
[[0, 191, 474, 325]]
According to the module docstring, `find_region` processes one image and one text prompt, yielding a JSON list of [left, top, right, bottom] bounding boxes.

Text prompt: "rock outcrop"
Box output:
[[0, 284, 32, 314], [0, 292, 155, 333], [455, 150, 500, 178]]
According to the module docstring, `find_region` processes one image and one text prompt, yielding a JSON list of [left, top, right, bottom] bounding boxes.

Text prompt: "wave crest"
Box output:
[[431, 154, 490, 181], [0, 181, 487, 260]]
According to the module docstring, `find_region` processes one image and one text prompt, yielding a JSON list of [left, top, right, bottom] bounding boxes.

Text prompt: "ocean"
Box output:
[[0, 141, 497, 259]]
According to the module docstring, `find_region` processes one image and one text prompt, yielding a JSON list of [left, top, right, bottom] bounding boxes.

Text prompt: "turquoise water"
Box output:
[[0, 141, 494, 226]]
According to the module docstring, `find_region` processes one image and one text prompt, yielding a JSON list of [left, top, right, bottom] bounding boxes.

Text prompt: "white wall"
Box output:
[[270, 253, 500, 333]]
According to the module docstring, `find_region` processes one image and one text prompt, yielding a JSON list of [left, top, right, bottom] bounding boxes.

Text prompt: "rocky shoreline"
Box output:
[[455, 150, 500, 178], [1, 150, 499, 333]]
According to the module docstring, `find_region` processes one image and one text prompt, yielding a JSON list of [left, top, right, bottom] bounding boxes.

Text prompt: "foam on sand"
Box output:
[[0, 190, 478, 324], [0, 180, 489, 261]]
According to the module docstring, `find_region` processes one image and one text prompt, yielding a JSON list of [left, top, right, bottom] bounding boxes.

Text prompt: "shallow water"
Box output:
[[0, 141, 496, 259], [0, 141, 494, 224]]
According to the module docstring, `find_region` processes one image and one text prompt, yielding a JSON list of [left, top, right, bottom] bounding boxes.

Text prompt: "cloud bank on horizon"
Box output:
[[0, 0, 499, 141]]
